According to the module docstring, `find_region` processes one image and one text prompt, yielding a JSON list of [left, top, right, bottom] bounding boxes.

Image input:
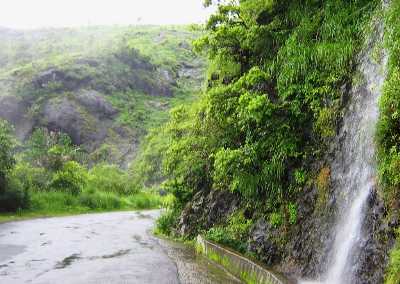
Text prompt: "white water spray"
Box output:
[[301, 15, 387, 284]]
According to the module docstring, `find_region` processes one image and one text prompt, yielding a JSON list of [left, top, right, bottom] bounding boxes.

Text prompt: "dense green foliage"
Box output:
[[378, 0, 400, 201], [0, 120, 29, 212], [380, 1, 400, 282], [0, 125, 164, 214], [0, 120, 16, 174], [385, 229, 400, 284], [26, 128, 83, 170], [148, 0, 378, 244], [205, 211, 253, 253]]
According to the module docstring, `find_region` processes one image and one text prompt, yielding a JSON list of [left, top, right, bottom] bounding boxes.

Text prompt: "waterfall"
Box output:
[[301, 11, 388, 284]]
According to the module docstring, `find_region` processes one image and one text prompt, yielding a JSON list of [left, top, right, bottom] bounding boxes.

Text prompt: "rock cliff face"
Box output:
[[284, 14, 393, 284], [178, 189, 241, 237]]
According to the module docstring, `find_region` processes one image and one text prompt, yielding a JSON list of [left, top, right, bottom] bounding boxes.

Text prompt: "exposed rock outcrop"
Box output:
[[0, 95, 33, 140], [178, 189, 241, 237]]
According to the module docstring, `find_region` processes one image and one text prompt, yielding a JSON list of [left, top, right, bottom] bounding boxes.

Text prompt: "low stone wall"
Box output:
[[196, 235, 289, 284]]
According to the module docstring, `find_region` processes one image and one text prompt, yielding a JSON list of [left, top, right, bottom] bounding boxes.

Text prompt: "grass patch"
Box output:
[[0, 190, 165, 224]]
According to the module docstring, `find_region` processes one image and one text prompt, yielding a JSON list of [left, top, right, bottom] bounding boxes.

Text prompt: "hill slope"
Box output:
[[0, 26, 205, 166]]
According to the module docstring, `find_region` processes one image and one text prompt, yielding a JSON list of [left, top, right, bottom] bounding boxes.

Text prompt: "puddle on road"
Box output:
[[87, 249, 132, 261], [135, 212, 153, 219], [55, 253, 81, 269], [101, 249, 131, 259], [53, 249, 133, 270], [31, 259, 46, 262], [41, 241, 52, 246], [132, 234, 142, 242]]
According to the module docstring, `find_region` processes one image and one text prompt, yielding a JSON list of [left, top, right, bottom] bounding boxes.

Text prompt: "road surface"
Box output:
[[0, 211, 240, 284]]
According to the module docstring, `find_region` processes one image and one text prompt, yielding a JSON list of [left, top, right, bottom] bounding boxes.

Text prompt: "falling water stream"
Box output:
[[301, 13, 388, 284]]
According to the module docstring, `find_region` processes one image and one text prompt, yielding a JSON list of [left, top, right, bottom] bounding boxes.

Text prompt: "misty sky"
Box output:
[[0, 0, 213, 29]]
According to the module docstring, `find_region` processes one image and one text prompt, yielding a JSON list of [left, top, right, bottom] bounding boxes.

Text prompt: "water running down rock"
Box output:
[[301, 9, 388, 284]]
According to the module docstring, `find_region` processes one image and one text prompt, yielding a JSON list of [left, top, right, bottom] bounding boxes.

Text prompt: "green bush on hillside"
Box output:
[[155, 208, 180, 236], [205, 211, 253, 253], [26, 128, 83, 171], [50, 161, 88, 195], [88, 164, 135, 195], [12, 162, 50, 192]]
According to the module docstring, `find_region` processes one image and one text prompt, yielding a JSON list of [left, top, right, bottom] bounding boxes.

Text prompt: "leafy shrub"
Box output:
[[314, 107, 337, 138], [155, 209, 180, 236], [30, 191, 79, 211], [0, 177, 29, 212], [206, 211, 253, 252], [205, 227, 228, 243], [26, 128, 82, 171], [127, 192, 162, 209], [294, 169, 306, 185], [79, 191, 121, 210], [12, 162, 50, 192], [269, 212, 283, 228], [87, 164, 134, 195], [385, 229, 400, 284], [47, 145, 68, 171], [161, 194, 176, 209], [227, 211, 253, 243], [50, 161, 88, 195]]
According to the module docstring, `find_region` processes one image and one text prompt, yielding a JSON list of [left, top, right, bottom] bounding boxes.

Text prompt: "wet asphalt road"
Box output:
[[0, 211, 240, 284]]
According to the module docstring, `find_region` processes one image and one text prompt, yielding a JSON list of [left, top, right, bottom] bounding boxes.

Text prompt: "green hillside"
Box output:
[[0, 25, 205, 217]]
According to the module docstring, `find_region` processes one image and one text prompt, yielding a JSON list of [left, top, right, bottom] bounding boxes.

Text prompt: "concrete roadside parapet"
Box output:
[[196, 235, 291, 284]]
